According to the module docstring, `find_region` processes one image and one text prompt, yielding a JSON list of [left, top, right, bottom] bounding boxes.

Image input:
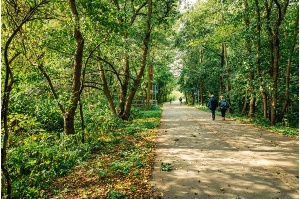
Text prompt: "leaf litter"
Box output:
[[46, 129, 158, 198]]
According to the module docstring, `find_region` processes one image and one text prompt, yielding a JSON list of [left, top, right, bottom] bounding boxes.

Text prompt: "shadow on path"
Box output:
[[151, 103, 299, 199]]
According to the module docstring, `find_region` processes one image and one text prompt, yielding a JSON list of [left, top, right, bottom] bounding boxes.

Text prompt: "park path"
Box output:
[[151, 101, 299, 199]]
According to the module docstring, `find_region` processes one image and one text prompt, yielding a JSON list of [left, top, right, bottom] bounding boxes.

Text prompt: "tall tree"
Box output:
[[97, 0, 178, 120], [63, 0, 84, 134], [176, 0, 298, 127], [255, 0, 268, 118], [264, 0, 290, 125], [1, 1, 51, 197], [278, 6, 298, 122], [242, 0, 256, 117]]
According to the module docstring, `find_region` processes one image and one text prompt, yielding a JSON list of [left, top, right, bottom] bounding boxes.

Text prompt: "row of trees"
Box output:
[[2, 0, 178, 197], [176, 0, 298, 127]]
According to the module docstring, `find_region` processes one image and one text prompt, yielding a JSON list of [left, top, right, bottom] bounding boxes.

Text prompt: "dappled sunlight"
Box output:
[[153, 145, 297, 198], [152, 103, 299, 198]]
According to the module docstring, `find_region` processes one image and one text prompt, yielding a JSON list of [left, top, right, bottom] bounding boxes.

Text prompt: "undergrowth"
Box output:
[[2, 108, 162, 198]]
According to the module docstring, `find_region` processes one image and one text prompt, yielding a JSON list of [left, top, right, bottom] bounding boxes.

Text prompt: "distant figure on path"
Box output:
[[207, 94, 218, 120], [219, 96, 229, 120], [169, 97, 172, 104], [179, 97, 182, 105]]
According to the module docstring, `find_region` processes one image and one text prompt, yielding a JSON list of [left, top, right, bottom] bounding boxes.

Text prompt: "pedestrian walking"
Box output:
[[219, 96, 229, 120], [169, 97, 172, 104], [179, 97, 182, 105], [207, 94, 218, 120]]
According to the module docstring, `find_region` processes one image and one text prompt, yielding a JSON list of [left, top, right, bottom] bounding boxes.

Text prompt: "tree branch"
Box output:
[[130, 1, 147, 25], [97, 56, 123, 84], [37, 63, 65, 114], [80, 31, 111, 95]]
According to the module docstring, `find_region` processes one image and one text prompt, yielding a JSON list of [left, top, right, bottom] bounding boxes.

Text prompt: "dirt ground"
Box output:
[[151, 102, 299, 199]]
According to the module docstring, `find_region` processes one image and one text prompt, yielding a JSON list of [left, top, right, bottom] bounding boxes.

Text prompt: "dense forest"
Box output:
[[1, 0, 298, 198], [177, 0, 299, 127]]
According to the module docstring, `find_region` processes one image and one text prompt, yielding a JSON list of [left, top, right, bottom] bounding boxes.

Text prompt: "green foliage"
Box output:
[[84, 103, 125, 137], [108, 190, 126, 199], [139, 110, 162, 118], [131, 117, 160, 130], [97, 169, 109, 178], [160, 162, 172, 172], [128, 108, 142, 120], [252, 115, 299, 137], [3, 105, 161, 198], [110, 160, 132, 176], [7, 113, 40, 135], [176, 0, 299, 128], [109, 149, 147, 176], [5, 133, 90, 198], [33, 100, 64, 132], [126, 109, 161, 134]]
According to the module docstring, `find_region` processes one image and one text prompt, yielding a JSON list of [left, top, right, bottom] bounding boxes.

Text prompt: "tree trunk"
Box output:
[[1, 61, 13, 198], [223, 42, 232, 113], [248, 97, 256, 117], [1, 2, 45, 197], [242, 89, 248, 114], [219, 43, 224, 96], [118, 50, 130, 116], [278, 8, 298, 122], [198, 47, 204, 105], [185, 91, 188, 104], [79, 101, 85, 143], [248, 72, 256, 117], [243, 0, 255, 117], [255, 0, 267, 118], [199, 78, 203, 105], [121, 0, 152, 120], [65, 0, 84, 134], [267, 0, 289, 125], [99, 64, 117, 114], [270, 31, 280, 126], [146, 65, 153, 110]]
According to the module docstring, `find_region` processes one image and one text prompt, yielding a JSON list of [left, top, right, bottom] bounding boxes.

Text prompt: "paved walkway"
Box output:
[[151, 102, 299, 199]]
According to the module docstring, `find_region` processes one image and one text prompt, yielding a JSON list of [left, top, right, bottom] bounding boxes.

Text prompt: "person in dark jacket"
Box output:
[[207, 94, 218, 120], [219, 96, 229, 120]]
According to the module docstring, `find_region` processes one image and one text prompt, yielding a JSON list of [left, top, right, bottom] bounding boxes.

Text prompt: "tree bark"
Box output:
[[65, 0, 84, 134], [278, 6, 298, 123], [185, 91, 188, 104], [118, 49, 130, 116], [79, 101, 85, 143], [267, 0, 289, 125], [223, 42, 232, 113], [255, 0, 267, 118], [219, 43, 224, 97], [1, 2, 47, 197], [199, 78, 203, 105], [99, 64, 117, 114], [242, 89, 248, 114], [146, 65, 154, 110], [242, 0, 255, 117]]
